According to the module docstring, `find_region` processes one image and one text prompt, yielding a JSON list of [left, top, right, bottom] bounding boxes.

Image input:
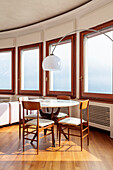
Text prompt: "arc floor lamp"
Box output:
[[42, 28, 113, 71]]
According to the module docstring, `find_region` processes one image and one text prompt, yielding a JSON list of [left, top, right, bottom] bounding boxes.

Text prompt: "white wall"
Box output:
[[44, 21, 75, 41], [77, 2, 113, 29], [0, 38, 15, 49], [16, 31, 42, 46]]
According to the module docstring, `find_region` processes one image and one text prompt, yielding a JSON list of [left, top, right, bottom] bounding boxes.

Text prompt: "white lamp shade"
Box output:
[[42, 54, 62, 71]]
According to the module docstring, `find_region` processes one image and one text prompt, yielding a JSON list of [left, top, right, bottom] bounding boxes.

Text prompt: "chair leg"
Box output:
[[23, 125, 24, 152], [57, 124, 59, 139], [52, 125, 55, 147], [87, 127, 89, 146], [44, 129, 47, 135], [81, 129, 83, 151], [19, 104, 21, 139], [37, 128, 39, 155], [59, 125, 61, 146], [81, 135, 82, 152], [19, 121, 21, 139], [68, 128, 70, 141], [31, 132, 37, 144]]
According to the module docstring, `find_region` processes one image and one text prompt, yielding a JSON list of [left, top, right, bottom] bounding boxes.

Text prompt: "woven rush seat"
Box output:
[[59, 117, 85, 126], [56, 112, 68, 118], [26, 118, 54, 127]]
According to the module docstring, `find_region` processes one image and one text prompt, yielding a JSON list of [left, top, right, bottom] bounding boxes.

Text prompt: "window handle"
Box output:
[[80, 76, 83, 80], [46, 77, 48, 82]]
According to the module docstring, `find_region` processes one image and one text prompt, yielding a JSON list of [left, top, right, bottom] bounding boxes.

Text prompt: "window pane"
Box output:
[[49, 40, 71, 91], [84, 31, 113, 94], [21, 47, 39, 90], [0, 51, 12, 89]]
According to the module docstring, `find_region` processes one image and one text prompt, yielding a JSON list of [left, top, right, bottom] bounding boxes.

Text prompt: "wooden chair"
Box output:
[[56, 95, 71, 138], [22, 101, 54, 154], [19, 97, 42, 139], [59, 99, 89, 151], [19, 97, 28, 139]]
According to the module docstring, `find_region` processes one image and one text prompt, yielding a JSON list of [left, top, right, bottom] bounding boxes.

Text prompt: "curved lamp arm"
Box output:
[[51, 28, 113, 55], [42, 27, 113, 71]]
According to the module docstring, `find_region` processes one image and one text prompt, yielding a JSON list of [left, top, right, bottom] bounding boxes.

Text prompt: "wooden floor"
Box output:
[[0, 125, 113, 170]]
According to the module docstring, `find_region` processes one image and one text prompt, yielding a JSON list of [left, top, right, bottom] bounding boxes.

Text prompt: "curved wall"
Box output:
[[0, 1, 112, 98]]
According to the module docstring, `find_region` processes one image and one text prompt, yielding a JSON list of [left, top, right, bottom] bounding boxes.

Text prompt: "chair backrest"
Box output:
[[22, 101, 40, 111], [79, 100, 89, 110], [57, 96, 70, 100], [45, 96, 71, 113], [19, 97, 29, 118], [22, 101, 40, 129], [57, 96, 71, 116], [19, 97, 28, 103], [79, 100, 89, 123]]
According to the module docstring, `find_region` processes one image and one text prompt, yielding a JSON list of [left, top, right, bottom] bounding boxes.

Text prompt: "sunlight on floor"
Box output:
[[0, 140, 101, 162]]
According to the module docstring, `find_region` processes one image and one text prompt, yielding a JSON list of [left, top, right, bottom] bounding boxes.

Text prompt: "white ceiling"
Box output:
[[0, 0, 112, 38], [0, 0, 92, 31]]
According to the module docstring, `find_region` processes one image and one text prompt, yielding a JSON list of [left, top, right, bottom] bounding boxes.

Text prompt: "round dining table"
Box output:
[[30, 98, 79, 108], [30, 98, 79, 119]]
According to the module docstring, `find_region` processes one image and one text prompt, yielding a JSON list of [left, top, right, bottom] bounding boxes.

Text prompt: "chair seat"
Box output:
[[59, 117, 85, 126], [26, 118, 54, 127], [25, 113, 42, 119], [57, 112, 68, 118]]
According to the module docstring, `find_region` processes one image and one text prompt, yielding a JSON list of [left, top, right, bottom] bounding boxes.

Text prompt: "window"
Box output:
[[46, 35, 76, 97], [18, 43, 43, 95], [80, 20, 113, 101], [0, 48, 15, 94]]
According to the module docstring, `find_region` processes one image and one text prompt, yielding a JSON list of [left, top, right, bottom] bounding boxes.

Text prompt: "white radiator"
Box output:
[[0, 96, 11, 102], [83, 104, 110, 131]]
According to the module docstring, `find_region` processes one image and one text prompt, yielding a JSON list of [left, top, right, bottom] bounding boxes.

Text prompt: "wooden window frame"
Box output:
[[46, 34, 76, 98], [18, 43, 43, 96], [80, 20, 113, 102], [0, 47, 15, 94]]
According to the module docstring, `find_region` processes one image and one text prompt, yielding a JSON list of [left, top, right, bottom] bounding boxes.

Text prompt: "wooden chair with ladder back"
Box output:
[[19, 97, 28, 139], [22, 101, 55, 154], [42, 96, 71, 138], [58, 99, 89, 151], [19, 97, 42, 139], [55, 95, 71, 138]]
